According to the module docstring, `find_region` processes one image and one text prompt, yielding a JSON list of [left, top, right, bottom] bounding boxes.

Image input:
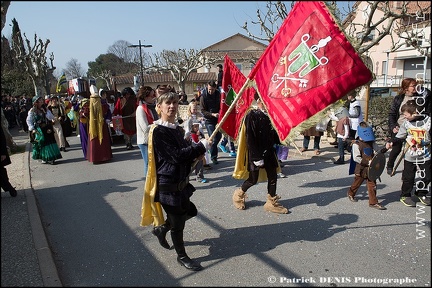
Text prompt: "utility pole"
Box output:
[[128, 40, 152, 86]]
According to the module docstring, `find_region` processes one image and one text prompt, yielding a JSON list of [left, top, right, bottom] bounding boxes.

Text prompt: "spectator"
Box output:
[[18, 105, 29, 133], [200, 80, 222, 165], [113, 87, 138, 150], [216, 64, 223, 91], [178, 92, 189, 105], [386, 78, 431, 176], [346, 91, 363, 149], [329, 106, 350, 164], [300, 126, 323, 155], [185, 121, 209, 183], [136, 86, 158, 177], [389, 100, 430, 207]]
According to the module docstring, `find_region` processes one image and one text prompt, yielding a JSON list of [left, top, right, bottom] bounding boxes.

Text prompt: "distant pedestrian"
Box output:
[[346, 91, 363, 141], [300, 126, 323, 155], [136, 86, 158, 177], [329, 106, 350, 164], [200, 80, 222, 165], [216, 64, 223, 91], [113, 87, 138, 150], [18, 105, 28, 132], [26, 96, 62, 165]]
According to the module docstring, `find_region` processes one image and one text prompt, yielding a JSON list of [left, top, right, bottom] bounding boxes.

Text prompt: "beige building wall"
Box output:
[[348, 2, 430, 89], [198, 34, 267, 77]]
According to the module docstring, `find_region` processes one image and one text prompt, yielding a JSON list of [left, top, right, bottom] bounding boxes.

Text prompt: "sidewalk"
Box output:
[[1, 126, 61, 287]]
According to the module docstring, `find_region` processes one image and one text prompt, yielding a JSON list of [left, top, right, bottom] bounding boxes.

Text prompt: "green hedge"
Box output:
[[367, 96, 393, 142]]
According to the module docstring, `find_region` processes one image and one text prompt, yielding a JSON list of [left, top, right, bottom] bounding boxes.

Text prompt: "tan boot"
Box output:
[[232, 188, 247, 210], [264, 194, 288, 214]]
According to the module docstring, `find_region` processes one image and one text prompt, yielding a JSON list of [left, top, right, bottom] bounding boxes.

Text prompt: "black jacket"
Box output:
[[388, 87, 431, 133], [199, 88, 221, 125], [245, 109, 280, 171], [153, 124, 206, 206]]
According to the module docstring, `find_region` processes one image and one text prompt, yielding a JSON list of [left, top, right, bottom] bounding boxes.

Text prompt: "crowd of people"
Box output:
[[2, 76, 431, 272]]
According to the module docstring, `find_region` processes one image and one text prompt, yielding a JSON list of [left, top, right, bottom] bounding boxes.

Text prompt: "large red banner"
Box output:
[[218, 54, 255, 140], [249, 1, 372, 142]]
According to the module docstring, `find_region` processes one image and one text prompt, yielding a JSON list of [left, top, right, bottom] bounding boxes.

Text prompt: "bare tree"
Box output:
[[241, 1, 431, 57], [107, 40, 136, 63], [343, 1, 431, 56], [65, 58, 85, 78], [149, 48, 220, 92], [11, 18, 55, 97]]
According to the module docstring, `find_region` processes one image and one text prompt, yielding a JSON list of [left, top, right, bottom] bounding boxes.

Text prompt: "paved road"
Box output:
[[2, 128, 431, 287]]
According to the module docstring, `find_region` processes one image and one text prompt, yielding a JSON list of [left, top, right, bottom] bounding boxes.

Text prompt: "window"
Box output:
[[382, 61, 387, 75]]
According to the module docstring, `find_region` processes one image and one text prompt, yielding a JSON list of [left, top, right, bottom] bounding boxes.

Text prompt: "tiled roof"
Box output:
[[203, 33, 267, 51], [113, 72, 216, 85]]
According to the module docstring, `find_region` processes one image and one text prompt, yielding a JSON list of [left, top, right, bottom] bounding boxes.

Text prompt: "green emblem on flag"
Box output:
[[225, 88, 236, 106]]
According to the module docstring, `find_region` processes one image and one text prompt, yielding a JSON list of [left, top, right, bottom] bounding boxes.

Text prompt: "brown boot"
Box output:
[[232, 188, 247, 210], [264, 194, 288, 214]]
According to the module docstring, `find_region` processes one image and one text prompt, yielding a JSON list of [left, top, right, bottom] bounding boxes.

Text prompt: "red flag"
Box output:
[[218, 55, 255, 140], [249, 1, 372, 142]]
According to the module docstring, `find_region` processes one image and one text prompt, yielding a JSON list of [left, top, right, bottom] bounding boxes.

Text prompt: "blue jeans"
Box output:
[[302, 136, 321, 150], [337, 137, 345, 161], [204, 122, 222, 160], [138, 144, 148, 177]]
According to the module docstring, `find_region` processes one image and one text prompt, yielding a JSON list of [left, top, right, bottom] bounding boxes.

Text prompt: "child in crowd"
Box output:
[[185, 122, 209, 183], [347, 122, 389, 210], [389, 100, 431, 207]]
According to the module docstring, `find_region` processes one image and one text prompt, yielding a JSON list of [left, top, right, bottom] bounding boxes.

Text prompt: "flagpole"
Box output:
[[208, 78, 252, 141]]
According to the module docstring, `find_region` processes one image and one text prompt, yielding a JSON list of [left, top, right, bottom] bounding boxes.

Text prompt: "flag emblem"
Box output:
[[249, 1, 372, 142]]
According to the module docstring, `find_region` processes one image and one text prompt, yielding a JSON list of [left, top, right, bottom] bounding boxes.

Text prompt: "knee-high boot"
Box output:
[[152, 220, 171, 249], [169, 215, 202, 271]]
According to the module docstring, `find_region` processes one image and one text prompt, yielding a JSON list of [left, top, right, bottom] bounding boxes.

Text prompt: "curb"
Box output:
[[24, 142, 63, 287]]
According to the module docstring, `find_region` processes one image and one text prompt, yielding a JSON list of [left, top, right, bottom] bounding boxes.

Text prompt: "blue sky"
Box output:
[[4, 1, 352, 76]]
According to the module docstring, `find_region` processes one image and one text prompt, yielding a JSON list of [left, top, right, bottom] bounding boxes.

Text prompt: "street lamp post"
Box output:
[[128, 40, 152, 86]]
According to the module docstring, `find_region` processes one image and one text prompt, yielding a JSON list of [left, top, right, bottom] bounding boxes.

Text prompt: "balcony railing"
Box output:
[[371, 75, 431, 89], [370, 75, 402, 87]]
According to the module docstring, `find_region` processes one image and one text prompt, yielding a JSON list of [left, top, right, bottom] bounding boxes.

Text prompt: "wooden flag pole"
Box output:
[[364, 84, 370, 122], [208, 78, 252, 142]]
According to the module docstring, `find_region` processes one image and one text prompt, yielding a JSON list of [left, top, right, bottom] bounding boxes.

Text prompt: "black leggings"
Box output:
[[162, 200, 197, 256], [241, 166, 278, 197]]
